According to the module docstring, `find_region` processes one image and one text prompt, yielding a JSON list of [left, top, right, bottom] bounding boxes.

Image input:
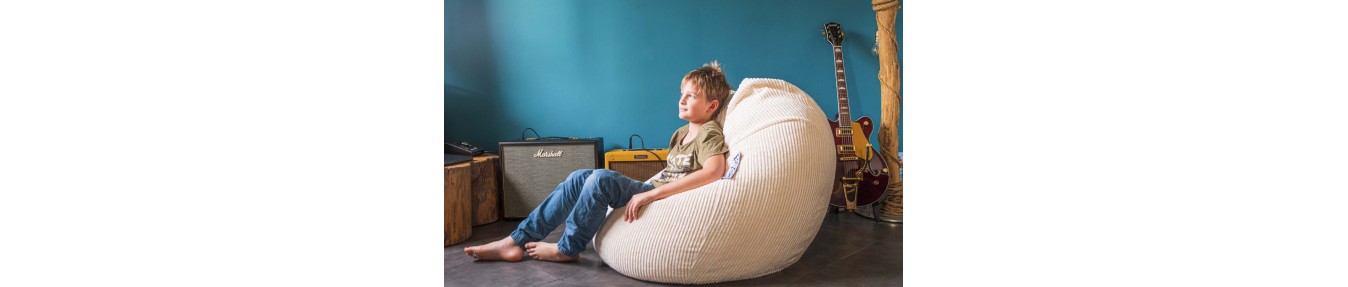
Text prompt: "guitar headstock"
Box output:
[[821, 22, 844, 47]]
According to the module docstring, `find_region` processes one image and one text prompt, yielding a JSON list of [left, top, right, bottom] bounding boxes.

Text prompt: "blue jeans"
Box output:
[[510, 169, 655, 257]]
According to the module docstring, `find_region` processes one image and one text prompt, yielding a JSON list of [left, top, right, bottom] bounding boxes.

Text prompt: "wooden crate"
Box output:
[[469, 153, 501, 226], [445, 162, 472, 246]]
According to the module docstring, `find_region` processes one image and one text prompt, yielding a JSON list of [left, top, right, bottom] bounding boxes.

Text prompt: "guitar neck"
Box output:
[[831, 44, 850, 127]]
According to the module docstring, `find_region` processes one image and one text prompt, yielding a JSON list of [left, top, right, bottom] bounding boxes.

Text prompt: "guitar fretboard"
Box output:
[[832, 45, 850, 129]]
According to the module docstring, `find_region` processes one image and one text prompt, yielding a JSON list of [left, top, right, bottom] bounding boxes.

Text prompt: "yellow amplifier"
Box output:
[[604, 148, 669, 181]]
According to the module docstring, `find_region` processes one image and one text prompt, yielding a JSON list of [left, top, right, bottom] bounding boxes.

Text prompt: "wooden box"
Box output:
[[469, 153, 501, 226], [444, 162, 472, 246]]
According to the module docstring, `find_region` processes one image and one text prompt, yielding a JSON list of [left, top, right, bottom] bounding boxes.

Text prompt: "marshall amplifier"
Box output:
[[605, 148, 669, 183], [499, 138, 603, 219]]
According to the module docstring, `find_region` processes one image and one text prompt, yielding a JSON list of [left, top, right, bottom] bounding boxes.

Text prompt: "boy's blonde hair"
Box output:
[[682, 60, 732, 121]]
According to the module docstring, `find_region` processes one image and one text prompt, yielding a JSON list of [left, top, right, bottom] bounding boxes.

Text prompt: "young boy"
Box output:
[[463, 61, 732, 262]]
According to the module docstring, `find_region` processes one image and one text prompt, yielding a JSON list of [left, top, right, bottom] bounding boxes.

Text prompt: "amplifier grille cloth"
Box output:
[[611, 162, 664, 183]]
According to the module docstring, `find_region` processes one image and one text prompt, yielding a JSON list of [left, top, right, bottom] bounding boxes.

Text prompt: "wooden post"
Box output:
[[445, 162, 473, 246], [873, 0, 902, 221]]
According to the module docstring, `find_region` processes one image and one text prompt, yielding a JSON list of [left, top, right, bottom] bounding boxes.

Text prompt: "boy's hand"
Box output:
[[623, 192, 658, 223]]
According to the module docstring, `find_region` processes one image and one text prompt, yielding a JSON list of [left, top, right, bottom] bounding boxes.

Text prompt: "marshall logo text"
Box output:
[[533, 149, 563, 158]]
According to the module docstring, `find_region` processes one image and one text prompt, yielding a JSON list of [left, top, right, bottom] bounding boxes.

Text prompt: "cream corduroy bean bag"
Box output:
[[593, 78, 835, 284]]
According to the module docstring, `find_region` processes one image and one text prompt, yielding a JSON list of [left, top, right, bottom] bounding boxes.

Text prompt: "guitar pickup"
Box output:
[[835, 128, 853, 137], [837, 145, 855, 154]]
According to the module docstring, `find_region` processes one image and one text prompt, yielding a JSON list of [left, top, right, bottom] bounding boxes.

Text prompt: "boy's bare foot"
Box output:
[[524, 242, 579, 262], [463, 237, 524, 262]]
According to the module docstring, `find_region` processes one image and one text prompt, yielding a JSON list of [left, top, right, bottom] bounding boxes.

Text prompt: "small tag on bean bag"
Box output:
[[722, 151, 742, 179]]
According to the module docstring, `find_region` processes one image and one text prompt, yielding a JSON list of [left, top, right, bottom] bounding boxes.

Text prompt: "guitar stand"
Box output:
[[831, 201, 901, 224], [828, 205, 882, 222], [851, 204, 887, 223], [855, 196, 902, 224]]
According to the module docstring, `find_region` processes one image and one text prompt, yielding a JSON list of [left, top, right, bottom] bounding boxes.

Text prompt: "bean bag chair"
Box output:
[[593, 78, 835, 284]]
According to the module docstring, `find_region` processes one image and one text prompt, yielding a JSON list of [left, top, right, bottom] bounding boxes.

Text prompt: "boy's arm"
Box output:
[[623, 153, 726, 222], [645, 153, 727, 200]]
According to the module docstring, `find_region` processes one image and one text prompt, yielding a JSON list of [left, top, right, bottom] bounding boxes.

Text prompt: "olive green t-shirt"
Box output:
[[646, 121, 729, 187]]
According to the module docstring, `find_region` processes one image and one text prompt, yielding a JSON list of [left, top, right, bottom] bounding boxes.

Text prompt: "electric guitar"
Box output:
[[823, 22, 891, 211]]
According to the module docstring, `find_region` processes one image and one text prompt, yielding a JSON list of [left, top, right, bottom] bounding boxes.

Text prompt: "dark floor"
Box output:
[[445, 209, 902, 286]]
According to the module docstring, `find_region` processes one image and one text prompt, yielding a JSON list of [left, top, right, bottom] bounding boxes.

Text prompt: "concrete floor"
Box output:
[[445, 210, 902, 286]]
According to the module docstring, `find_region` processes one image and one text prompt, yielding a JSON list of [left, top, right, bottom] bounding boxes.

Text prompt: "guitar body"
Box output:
[[828, 116, 891, 209]]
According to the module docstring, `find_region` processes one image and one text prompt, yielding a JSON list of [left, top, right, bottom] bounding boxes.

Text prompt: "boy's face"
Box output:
[[678, 80, 718, 123]]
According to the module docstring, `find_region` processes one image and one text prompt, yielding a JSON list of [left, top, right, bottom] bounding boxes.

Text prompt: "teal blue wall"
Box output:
[[448, 0, 901, 153]]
